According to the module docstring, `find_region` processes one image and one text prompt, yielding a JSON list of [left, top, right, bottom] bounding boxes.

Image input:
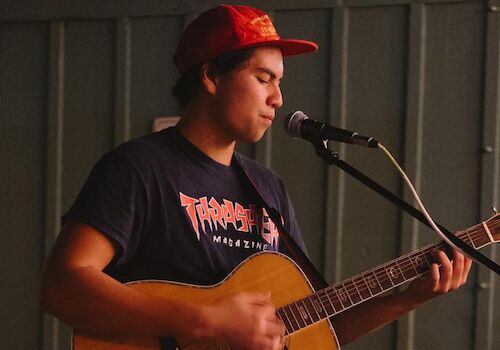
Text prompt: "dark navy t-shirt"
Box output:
[[63, 127, 306, 285]]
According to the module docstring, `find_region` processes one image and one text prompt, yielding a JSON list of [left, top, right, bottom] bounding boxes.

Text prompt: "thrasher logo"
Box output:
[[179, 192, 279, 247]]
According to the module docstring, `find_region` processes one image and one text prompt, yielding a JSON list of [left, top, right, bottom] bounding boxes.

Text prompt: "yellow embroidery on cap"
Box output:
[[250, 15, 278, 37], [250, 14, 270, 25]]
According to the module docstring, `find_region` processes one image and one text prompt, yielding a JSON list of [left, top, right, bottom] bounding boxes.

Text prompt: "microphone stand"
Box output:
[[310, 139, 500, 274]]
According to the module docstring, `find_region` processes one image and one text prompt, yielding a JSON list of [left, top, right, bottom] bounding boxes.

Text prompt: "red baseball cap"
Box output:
[[174, 4, 319, 74]]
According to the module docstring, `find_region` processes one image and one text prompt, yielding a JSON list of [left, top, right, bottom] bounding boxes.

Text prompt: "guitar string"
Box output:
[[314, 230, 475, 301], [282, 246, 459, 331], [314, 231, 474, 308], [284, 225, 494, 331], [275, 219, 497, 334], [274, 219, 498, 333], [280, 227, 491, 330], [187, 219, 498, 343]]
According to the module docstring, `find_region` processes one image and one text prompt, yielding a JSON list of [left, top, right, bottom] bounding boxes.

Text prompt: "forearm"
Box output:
[[330, 289, 421, 346], [40, 265, 209, 339]]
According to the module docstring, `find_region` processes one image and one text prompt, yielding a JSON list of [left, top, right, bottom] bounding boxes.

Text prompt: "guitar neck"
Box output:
[[277, 219, 496, 335]]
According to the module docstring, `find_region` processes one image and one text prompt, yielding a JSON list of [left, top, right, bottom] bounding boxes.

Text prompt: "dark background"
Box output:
[[0, 0, 498, 349]]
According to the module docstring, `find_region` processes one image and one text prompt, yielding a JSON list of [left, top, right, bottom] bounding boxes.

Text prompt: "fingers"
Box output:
[[436, 250, 453, 292], [211, 292, 285, 350], [450, 249, 465, 289], [271, 332, 285, 350], [248, 313, 285, 350], [462, 254, 473, 283], [254, 297, 285, 350], [432, 249, 473, 293]]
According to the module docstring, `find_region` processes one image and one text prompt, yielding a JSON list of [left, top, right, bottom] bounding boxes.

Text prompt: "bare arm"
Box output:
[[40, 221, 284, 350], [331, 249, 473, 345]]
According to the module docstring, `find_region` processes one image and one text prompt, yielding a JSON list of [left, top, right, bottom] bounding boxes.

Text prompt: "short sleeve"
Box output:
[[62, 150, 146, 264]]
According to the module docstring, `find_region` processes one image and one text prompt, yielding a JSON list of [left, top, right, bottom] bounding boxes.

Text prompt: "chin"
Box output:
[[245, 132, 267, 144]]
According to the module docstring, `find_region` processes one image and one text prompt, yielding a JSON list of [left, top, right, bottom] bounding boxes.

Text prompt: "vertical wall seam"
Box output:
[[42, 20, 65, 350], [474, 4, 499, 350], [114, 17, 132, 145], [396, 3, 427, 350], [324, 6, 349, 283], [336, 6, 349, 282]]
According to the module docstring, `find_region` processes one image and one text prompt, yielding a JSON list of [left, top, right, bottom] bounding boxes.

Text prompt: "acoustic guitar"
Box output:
[[73, 214, 499, 350]]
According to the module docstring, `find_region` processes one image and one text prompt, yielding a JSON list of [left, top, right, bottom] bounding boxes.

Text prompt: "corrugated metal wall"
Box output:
[[1, 1, 498, 349]]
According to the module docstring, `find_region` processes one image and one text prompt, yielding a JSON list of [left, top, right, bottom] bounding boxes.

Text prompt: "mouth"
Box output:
[[262, 115, 275, 122]]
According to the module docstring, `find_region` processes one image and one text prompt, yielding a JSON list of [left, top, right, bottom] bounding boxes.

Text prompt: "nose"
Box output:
[[268, 84, 283, 109]]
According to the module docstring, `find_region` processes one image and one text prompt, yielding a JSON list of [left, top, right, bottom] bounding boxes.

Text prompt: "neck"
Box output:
[[176, 106, 236, 166]]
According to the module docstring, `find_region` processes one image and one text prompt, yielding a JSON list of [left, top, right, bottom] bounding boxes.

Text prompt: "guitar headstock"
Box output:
[[484, 213, 500, 242]]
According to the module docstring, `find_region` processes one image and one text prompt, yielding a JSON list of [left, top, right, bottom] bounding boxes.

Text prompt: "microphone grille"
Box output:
[[284, 111, 308, 138]]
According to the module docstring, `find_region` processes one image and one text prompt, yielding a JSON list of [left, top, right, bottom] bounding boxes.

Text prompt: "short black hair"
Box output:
[[172, 47, 257, 107]]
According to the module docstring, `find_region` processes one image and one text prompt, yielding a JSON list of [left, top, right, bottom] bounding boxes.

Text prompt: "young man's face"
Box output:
[[210, 47, 284, 144]]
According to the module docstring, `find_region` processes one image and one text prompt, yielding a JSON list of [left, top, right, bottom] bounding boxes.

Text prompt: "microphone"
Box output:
[[284, 111, 379, 148]]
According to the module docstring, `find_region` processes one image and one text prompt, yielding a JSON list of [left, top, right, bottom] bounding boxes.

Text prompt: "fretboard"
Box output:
[[276, 219, 495, 335]]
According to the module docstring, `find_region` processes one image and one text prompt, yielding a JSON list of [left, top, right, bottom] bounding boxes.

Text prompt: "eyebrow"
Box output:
[[255, 67, 283, 80]]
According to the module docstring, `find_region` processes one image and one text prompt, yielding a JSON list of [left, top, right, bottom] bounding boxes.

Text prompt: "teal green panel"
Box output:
[[62, 20, 115, 212], [130, 16, 184, 138], [0, 22, 49, 349], [343, 5, 408, 275], [414, 2, 486, 350], [59, 19, 116, 347], [341, 6, 409, 350]]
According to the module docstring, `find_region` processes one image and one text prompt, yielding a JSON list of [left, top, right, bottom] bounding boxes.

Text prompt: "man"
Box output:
[[41, 5, 472, 350]]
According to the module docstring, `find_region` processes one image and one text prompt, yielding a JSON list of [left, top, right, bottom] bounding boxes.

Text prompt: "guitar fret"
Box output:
[[360, 274, 374, 297], [469, 225, 491, 249], [350, 277, 364, 301], [353, 276, 371, 300], [308, 294, 326, 321], [461, 230, 473, 247], [323, 288, 339, 314], [299, 299, 313, 325], [479, 222, 495, 246], [465, 228, 478, 249], [290, 303, 307, 328], [302, 298, 316, 323], [372, 270, 384, 291], [385, 261, 405, 286], [377, 265, 394, 290], [400, 258, 418, 280], [407, 253, 421, 275], [345, 283, 356, 304], [328, 287, 345, 312], [332, 287, 347, 310], [318, 289, 335, 315], [277, 308, 294, 334], [362, 271, 383, 295], [345, 280, 362, 304], [338, 284, 354, 307], [395, 259, 410, 281], [286, 304, 301, 331], [272, 214, 498, 336], [413, 251, 430, 274]]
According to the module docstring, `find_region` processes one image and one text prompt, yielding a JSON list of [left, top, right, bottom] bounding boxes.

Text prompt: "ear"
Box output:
[[200, 63, 217, 95]]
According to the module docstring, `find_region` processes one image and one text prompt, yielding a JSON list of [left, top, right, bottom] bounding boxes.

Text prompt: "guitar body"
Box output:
[[72, 213, 500, 350], [73, 252, 340, 350]]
